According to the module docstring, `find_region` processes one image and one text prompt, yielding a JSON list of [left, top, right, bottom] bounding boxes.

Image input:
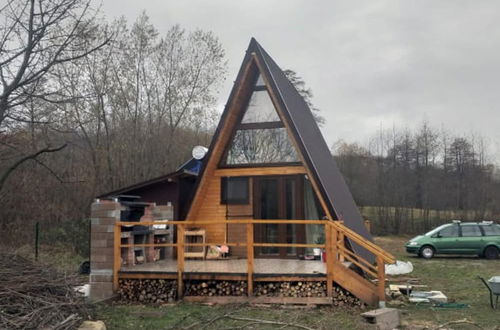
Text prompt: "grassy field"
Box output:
[[376, 236, 500, 329], [91, 236, 500, 329]]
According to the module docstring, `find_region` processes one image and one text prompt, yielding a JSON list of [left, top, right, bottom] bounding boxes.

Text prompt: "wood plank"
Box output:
[[116, 219, 328, 226], [254, 276, 327, 282], [338, 231, 345, 262], [325, 224, 334, 297], [247, 223, 254, 296], [183, 274, 247, 281], [118, 273, 177, 280], [377, 255, 386, 305], [177, 224, 185, 298], [329, 222, 395, 263], [253, 243, 324, 248], [214, 166, 306, 177], [338, 245, 378, 278], [333, 263, 378, 306]]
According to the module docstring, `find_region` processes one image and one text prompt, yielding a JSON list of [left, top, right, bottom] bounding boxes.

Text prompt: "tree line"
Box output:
[[2, 0, 499, 253], [0, 0, 226, 250], [333, 122, 500, 235]]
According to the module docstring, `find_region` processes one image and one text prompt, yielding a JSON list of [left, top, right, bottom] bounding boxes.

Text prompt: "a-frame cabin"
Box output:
[[183, 38, 394, 305], [95, 38, 394, 306]]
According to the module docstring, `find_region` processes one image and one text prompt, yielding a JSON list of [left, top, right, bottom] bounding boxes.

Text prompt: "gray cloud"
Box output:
[[101, 0, 500, 160]]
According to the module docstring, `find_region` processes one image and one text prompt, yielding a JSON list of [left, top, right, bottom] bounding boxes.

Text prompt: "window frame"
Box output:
[[220, 176, 250, 205], [219, 69, 301, 168]]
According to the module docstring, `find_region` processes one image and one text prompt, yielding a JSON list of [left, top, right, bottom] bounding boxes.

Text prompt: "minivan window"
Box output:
[[425, 224, 448, 236], [482, 225, 500, 236], [461, 225, 482, 237], [439, 225, 459, 237]]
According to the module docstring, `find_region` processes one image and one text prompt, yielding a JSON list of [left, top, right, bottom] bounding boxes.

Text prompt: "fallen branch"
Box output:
[[435, 318, 484, 330], [225, 316, 315, 330], [0, 253, 89, 330]]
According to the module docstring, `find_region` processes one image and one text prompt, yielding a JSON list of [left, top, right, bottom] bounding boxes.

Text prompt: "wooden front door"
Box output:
[[253, 175, 304, 258]]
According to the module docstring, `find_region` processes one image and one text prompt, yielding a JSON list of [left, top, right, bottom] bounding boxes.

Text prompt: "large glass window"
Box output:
[[241, 90, 280, 123], [225, 128, 299, 165], [221, 70, 301, 166], [255, 73, 265, 87]]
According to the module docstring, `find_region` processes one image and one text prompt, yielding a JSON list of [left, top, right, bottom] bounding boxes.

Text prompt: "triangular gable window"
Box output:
[[223, 73, 300, 165], [241, 90, 280, 123]]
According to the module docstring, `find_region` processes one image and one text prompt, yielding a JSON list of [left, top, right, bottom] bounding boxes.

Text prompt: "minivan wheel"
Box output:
[[484, 246, 499, 260], [419, 246, 435, 259]]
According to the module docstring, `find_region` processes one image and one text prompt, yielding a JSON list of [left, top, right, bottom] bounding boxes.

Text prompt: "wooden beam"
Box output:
[[246, 223, 254, 296], [338, 231, 345, 262], [119, 273, 177, 280], [214, 166, 306, 177], [184, 274, 247, 281], [254, 276, 327, 282], [325, 224, 334, 297], [377, 255, 386, 305], [253, 242, 324, 248], [177, 224, 185, 298], [116, 219, 328, 226]]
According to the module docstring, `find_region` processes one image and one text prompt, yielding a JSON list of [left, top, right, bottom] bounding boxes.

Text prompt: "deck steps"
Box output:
[[333, 263, 378, 306]]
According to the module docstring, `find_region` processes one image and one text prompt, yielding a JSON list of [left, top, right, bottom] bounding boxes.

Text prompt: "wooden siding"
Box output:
[[188, 172, 252, 250]]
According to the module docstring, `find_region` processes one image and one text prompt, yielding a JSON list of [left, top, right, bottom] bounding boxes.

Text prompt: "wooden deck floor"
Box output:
[[120, 258, 326, 276]]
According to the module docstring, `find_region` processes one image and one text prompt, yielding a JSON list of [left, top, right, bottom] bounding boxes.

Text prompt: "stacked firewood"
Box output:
[[254, 281, 327, 297], [185, 280, 247, 296], [332, 285, 363, 307], [118, 279, 177, 303], [254, 281, 363, 306]]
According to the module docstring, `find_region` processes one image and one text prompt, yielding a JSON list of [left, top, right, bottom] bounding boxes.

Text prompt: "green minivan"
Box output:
[[405, 221, 500, 259]]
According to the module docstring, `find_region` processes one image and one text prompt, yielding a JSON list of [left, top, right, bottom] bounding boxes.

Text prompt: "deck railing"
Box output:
[[113, 219, 395, 305]]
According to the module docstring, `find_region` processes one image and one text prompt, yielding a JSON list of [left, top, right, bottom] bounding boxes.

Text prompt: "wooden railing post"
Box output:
[[325, 223, 335, 297], [113, 223, 121, 292], [338, 231, 345, 262], [246, 223, 254, 296], [177, 224, 185, 298], [377, 255, 386, 307]]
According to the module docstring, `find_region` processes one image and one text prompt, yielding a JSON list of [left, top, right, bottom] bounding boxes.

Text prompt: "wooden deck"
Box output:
[[121, 258, 326, 276]]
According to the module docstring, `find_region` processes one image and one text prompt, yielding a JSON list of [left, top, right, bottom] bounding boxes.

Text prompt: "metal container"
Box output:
[[488, 276, 500, 295]]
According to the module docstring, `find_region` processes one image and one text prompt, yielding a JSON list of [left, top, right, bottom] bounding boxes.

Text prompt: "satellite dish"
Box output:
[[192, 146, 208, 160]]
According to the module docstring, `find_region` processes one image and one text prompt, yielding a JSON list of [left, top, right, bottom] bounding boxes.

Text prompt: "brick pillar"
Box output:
[[141, 204, 156, 262], [89, 200, 122, 301]]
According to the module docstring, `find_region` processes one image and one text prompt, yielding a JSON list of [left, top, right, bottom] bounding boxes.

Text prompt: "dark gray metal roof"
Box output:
[[249, 38, 374, 262]]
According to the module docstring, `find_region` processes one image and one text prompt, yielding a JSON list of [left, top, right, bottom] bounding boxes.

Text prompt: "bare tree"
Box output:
[[0, 0, 110, 191]]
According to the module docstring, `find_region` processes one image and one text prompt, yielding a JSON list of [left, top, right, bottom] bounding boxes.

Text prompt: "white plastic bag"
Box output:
[[385, 260, 413, 275]]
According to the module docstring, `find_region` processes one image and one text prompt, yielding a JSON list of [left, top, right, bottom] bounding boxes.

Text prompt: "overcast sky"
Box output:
[[101, 0, 500, 161]]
